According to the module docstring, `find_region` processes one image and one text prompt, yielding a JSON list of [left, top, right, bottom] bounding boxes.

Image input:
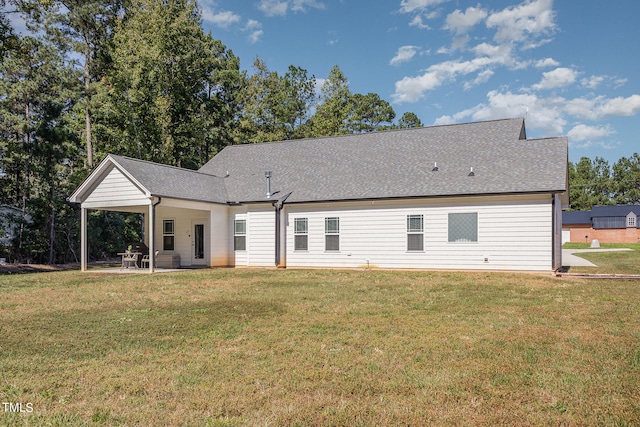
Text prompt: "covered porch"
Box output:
[[69, 154, 232, 273], [78, 199, 230, 273]]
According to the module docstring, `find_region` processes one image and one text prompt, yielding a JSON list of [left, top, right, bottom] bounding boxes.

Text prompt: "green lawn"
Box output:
[[1, 268, 639, 426], [564, 243, 640, 274]]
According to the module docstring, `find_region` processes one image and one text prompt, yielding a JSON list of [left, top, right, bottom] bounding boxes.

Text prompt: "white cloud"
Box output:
[[486, 0, 556, 44], [244, 20, 264, 43], [258, 0, 324, 16], [409, 15, 432, 30], [291, 0, 325, 13], [258, 0, 289, 16], [471, 43, 515, 67], [432, 89, 640, 143], [327, 31, 339, 46], [390, 46, 420, 66], [599, 95, 640, 117], [567, 124, 614, 142], [399, 0, 450, 14], [392, 52, 511, 103], [581, 75, 605, 89], [434, 90, 565, 136], [535, 57, 560, 68], [532, 67, 578, 90], [464, 69, 494, 89], [201, 7, 241, 29], [613, 78, 628, 88], [445, 7, 487, 35]]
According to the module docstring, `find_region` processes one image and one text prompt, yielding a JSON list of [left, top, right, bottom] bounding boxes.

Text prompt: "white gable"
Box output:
[[83, 166, 150, 209]]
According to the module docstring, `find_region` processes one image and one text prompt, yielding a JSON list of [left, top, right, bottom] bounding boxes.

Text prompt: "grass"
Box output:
[[563, 243, 640, 274], [1, 268, 639, 426]]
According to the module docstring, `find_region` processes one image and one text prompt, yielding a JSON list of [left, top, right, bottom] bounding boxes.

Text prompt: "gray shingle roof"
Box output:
[[109, 155, 228, 203], [198, 117, 568, 204], [591, 205, 640, 218], [562, 210, 592, 225]]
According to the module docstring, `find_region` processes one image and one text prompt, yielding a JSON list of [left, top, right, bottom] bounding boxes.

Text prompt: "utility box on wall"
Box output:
[[157, 254, 180, 268]]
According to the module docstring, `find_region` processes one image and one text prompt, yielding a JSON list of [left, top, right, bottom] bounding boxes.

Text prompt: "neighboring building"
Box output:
[[69, 118, 569, 272], [562, 205, 640, 244]]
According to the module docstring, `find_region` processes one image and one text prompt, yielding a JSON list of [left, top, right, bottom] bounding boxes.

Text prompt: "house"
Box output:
[[562, 205, 640, 244], [68, 117, 569, 272]]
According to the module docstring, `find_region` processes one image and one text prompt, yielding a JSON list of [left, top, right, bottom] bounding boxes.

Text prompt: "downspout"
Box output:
[[551, 192, 562, 271], [150, 197, 161, 273], [551, 192, 556, 270], [273, 192, 292, 267]]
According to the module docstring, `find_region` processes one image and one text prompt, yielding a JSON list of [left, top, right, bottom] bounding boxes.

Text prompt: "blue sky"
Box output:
[[200, 0, 640, 164]]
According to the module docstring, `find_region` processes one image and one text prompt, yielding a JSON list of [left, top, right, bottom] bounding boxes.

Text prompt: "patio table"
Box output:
[[118, 252, 141, 270]]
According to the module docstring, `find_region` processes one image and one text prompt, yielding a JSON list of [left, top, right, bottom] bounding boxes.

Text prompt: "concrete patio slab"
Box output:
[[562, 248, 632, 267]]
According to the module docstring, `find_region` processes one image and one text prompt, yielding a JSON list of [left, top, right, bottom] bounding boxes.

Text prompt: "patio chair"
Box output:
[[121, 252, 139, 270], [141, 250, 159, 268]]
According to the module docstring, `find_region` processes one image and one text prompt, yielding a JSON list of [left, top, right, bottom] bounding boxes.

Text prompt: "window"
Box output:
[[628, 215, 636, 228], [234, 219, 246, 251], [407, 214, 424, 251], [448, 213, 478, 243], [163, 219, 175, 251], [325, 217, 340, 251], [294, 218, 308, 251]]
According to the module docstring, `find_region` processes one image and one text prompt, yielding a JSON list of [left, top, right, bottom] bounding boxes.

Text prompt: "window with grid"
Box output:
[[448, 213, 478, 243], [163, 219, 175, 251], [407, 214, 424, 251], [294, 218, 308, 251], [325, 217, 339, 251], [628, 216, 636, 228], [234, 219, 246, 251]]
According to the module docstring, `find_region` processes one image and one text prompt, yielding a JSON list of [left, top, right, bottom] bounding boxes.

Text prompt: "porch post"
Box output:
[[148, 201, 155, 273], [80, 207, 87, 272]]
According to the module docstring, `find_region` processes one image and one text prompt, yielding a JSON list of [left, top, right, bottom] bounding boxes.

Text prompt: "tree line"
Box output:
[[569, 154, 640, 211], [0, 0, 423, 264]]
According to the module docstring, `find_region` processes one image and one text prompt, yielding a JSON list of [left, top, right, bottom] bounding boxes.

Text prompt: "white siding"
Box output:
[[155, 206, 210, 267], [284, 195, 554, 271], [83, 167, 149, 208], [247, 205, 275, 266], [230, 205, 276, 267], [210, 204, 230, 267], [231, 209, 248, 266]]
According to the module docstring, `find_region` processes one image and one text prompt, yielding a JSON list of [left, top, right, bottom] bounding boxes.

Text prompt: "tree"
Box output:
[[97, 0, 241, 168], [0, 34, 80, 262], [398, 111, 423, 128], [568, 157, 613, 210], [347, 92, 395, 133], [19, 0, 125, 168], [238, 58, 287, 143], [311, 65, 351, 136], [612, 153, 640, 205], [0, 2, 19, 59], [281, 65, 316, 139], [238, 60, 316, 142]]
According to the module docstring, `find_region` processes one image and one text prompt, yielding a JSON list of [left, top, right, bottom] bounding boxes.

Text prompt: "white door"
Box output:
[[191, 219, 207, 265]]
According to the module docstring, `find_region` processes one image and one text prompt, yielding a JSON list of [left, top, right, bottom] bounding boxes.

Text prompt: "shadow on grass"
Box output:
[[1, 299, 285, 360]]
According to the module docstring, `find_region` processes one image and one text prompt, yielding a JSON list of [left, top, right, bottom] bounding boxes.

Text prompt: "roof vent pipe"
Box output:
[[468, 167, 475, 177], [432, 162, 439, 172], [265, 171, 272, 198]]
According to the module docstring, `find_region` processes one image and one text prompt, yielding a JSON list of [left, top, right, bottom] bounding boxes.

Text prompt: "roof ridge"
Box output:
[[217, 117, 526, 150], [109, 154, 224, 178]]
